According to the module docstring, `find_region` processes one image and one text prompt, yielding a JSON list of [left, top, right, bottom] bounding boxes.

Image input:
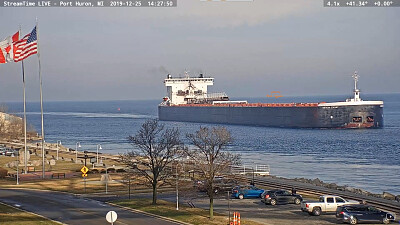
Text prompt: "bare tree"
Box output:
[[185, 126, 241, 220], [120, 119, 182, 205]]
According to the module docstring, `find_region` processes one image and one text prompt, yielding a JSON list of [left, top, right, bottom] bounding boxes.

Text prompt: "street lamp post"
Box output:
[[105, 166, 108, 194], [228, 190, 231, 224], [56, 140, 62, 160], [16, 160, 19, 185], [96, 144, 102, 165], [176, 163, 179, 210], [75, 142, 81, 163]]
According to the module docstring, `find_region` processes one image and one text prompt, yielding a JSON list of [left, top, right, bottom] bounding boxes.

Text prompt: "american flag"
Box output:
[[14, 26, 37, 62]]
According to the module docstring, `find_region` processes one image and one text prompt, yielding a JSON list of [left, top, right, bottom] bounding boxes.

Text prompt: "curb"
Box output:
[[107, 202, 193, 225], [0, 201, 66, 225], [2, 187, 76, 195]]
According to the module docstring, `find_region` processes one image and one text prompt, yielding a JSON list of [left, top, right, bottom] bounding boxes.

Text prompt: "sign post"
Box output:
[[106, 211, 117, 225], [81, 165, 89, 193], [78, 151, 94, 194]]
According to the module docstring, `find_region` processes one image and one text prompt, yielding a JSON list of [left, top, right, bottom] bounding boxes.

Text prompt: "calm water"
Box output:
[[4, 93, 400, 195]]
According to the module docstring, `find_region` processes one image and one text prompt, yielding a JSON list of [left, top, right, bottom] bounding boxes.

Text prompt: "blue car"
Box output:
[[231, 185, 264, 199]]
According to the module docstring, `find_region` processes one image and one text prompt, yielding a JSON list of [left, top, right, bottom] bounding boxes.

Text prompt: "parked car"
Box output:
[[231, 185, 264, 199], [0, 148, 7, 155], [2, 148, 18, 156], [301, 195, 359, 216], [195, 177, 238, 194], [336, 204, 395, 224], [261, 189, 303, 205]]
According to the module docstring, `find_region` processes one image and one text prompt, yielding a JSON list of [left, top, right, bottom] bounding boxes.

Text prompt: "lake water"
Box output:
[[4, 93, 400, 195]]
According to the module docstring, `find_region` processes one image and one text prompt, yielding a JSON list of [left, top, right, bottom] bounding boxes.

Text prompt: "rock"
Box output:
[[395, 195, 400, 202], [311, 178, 323, 186], [345, 186, 355, 192], [337, 186, 346, 191], [6, 161, 15, 168], [371, 193, 383, 198], [327, 183, 338, 189], [383, 192, 396, 200], [360, 190, 370, 196], [0, 167, 8, 178], [50, 159, 56, 166], [101, 174, 112, 182], [32, 160, 41, 166], [19, 149, 30, 164]]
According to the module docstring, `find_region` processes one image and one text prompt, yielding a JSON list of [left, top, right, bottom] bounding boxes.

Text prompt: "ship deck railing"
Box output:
[[174, 103, 320, 107]]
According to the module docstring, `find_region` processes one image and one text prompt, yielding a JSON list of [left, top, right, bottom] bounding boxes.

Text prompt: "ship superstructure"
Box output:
[[161, 72, 229, 105], [158, 72, 383, 128]]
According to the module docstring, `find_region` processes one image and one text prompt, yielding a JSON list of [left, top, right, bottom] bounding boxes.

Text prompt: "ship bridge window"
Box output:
[[367, 116, 374, 123], [352, 117, 362, 123]]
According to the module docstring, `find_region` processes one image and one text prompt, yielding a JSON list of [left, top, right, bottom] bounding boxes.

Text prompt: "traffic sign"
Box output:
[[82, 173, 87, 177], [81, 166, 89, 174], [106, 211, 117, 224]]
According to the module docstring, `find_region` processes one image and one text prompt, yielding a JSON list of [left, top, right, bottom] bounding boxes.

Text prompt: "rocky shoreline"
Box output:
[[290, 177, 400, 202]]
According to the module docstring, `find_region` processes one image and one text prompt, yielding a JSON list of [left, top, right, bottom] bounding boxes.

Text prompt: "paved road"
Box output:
[[0, 188, 183, 225], [90, 192, 340, 225]]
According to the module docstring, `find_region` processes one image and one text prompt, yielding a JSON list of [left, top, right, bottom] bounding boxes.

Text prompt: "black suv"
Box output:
[[261, 189, 303, 205], [336, 204, 395, 224], [195, 177, 238, 195]]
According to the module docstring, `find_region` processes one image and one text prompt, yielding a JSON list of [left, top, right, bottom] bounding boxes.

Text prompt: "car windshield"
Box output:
[[335, 197, 345, 203], [368, 207, 380, 212], [319, 197, 325, 202], [348, 207, 368, 212]]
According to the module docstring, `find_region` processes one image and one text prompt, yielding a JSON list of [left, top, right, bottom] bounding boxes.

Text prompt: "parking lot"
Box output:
[[187, 193, 390, 225]]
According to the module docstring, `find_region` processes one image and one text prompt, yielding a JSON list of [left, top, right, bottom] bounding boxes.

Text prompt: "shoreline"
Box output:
[[1, 139, 399, 203]]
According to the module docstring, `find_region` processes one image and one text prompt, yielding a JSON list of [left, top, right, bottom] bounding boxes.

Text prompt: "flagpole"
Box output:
[[22, 57, 28, 175], [36, 18, 45, 179], [19, 25, 28, 175]]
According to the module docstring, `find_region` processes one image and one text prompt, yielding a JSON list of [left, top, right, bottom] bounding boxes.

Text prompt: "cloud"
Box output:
[[174, 0, 319, 28], [41, 0, 319, 28]]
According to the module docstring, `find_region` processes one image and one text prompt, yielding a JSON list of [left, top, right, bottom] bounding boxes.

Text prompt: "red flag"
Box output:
[[0, 31, 19, 64], [0, 48, 5, 64]]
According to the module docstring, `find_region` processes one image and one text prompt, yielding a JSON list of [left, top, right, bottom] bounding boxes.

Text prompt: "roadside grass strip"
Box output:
[[113, 198, 264, 225], [0, 202, 62, 225]]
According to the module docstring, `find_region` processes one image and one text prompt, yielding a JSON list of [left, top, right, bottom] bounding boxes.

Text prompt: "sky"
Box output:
[[0, 0, 399, 102]]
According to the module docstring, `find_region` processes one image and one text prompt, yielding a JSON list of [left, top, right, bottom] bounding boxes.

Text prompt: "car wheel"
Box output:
[[382, 217, 390, 224], [238, 194, 244, 199], [349, 216, 357, 225], [312, 207, 321, 216], [294, 198, 301, 205], [270, 199, 277, 206]]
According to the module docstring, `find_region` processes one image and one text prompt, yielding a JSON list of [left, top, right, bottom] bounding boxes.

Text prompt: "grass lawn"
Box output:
[[0, 202, 59, 225], [113, 198, 264, 225]]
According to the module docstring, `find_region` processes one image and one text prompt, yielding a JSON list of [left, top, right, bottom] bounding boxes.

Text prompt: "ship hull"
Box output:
[[158, 105, 383, 128]]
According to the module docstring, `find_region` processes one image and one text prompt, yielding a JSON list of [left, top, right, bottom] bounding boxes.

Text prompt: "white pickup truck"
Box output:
[[301, 195, 360, 216]]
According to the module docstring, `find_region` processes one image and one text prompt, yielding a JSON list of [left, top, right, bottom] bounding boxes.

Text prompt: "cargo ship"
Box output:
[[158, 72, 383, 128]]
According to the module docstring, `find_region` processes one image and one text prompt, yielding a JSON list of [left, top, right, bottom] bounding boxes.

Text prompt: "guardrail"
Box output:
[[230, 165, 270, 176]]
